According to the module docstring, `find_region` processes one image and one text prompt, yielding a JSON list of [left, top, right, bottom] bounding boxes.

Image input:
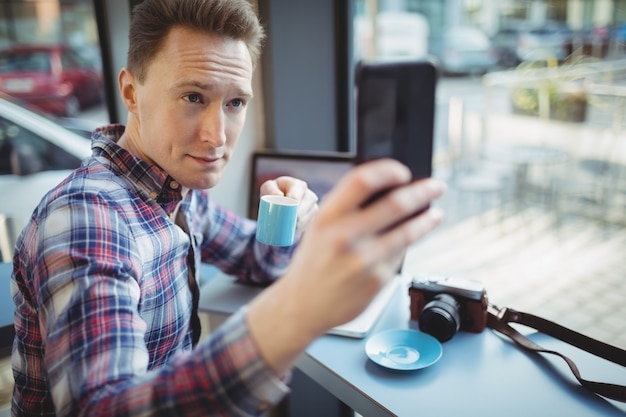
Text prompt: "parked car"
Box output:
[[0, 91, 101, 138], [430, 27, 498, 75], [515, 22, 573, 62], [56, 116, 101, 139], [492, 25, 524, 67], [0, 44, 103, 117], [0, 93, 92, 257]]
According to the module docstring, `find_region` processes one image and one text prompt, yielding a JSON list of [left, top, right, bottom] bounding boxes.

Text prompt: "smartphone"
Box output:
[[355, 60, 438, 207]]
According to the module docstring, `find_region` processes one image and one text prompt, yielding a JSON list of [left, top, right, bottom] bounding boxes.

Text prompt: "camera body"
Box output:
[[409, 275, 488, 341]]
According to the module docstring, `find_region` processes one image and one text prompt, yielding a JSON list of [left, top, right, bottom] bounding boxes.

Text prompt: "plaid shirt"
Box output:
[[11, 125, 294, 417]]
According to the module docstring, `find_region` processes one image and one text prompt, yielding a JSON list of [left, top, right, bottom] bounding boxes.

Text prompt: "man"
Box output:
[[11, 0, 445, 416]]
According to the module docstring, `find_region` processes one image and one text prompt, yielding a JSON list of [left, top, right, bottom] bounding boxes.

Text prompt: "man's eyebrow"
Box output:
[[172, 79, 253, 98]]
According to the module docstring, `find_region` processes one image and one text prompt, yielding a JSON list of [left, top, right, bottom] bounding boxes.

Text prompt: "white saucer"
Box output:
[[365, 329, 443, 370]]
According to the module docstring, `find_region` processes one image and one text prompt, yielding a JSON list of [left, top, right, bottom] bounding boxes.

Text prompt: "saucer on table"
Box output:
[[365, 328, 443, 370]]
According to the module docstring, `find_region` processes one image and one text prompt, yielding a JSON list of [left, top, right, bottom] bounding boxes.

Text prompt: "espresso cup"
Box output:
[[256, 195, 299, 246]]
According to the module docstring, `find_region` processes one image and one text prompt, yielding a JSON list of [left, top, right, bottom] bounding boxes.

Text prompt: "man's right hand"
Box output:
[[246, 158, 446, 376]]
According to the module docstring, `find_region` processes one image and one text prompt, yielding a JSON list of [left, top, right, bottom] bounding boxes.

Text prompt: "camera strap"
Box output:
[[487, 305, 626, 403]]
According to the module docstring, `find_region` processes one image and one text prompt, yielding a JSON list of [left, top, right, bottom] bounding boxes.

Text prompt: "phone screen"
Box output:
[[355, 60, 437, 181]]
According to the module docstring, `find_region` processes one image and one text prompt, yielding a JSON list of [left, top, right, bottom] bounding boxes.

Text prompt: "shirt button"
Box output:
[[257, 401, 272, 412], [149, 191, 158, 199], [170, 181, 179, 190]]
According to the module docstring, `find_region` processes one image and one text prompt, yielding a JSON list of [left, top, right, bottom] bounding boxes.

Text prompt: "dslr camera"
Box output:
[[409, 275, 488, 342]]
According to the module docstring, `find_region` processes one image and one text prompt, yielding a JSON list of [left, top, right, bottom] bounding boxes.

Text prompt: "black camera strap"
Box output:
[[487, 305, 626, 403]]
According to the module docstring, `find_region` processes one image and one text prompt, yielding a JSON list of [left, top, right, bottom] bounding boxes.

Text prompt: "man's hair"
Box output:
[[127, 0, 266, 82]]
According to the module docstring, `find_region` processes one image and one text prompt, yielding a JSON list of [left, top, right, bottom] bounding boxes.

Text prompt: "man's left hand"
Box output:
[[259, 176, 319, 237]]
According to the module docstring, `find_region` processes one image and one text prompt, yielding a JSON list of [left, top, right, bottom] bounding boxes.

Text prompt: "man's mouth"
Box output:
[[188, 154, 224, 167]]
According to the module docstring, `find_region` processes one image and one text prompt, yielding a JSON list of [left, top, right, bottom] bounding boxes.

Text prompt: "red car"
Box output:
[[0, 44, 103, 117]]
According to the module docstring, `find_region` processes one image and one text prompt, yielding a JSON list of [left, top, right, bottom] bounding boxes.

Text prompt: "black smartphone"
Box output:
[[355, 60, 438, 207]]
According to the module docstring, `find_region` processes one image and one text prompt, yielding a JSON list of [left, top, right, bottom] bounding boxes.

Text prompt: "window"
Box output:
[[355, 0, 626, 350], [0, 0, 108, 122]]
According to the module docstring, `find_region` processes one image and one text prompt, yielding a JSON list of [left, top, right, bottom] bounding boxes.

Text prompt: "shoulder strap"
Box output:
[[487, 305, 626, 403]]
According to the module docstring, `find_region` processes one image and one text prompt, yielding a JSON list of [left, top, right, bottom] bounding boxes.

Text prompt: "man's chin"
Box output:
[[184, 173, 222, 190]]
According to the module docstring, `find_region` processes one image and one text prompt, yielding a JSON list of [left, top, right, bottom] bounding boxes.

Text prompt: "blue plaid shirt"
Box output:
[[11, 125, 295, 416]]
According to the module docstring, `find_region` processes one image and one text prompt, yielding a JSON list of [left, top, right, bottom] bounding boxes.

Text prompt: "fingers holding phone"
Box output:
[[320, 158, 444, 240]]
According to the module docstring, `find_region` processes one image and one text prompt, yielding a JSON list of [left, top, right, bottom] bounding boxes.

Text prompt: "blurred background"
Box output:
[[353, 0, 626, 356]]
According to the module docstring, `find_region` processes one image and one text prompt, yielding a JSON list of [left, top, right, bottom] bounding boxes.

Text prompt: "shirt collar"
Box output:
[[90, 124, 185, 216]]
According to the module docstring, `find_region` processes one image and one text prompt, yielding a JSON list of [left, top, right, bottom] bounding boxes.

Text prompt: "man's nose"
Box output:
[[200, 104, 227, 146]]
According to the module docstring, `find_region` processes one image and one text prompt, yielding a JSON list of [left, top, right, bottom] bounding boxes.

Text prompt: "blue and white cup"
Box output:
[[256, 195, 299, 246]]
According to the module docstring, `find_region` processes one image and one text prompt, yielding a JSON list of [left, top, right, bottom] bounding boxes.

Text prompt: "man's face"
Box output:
[[123, 26, 254, 189]]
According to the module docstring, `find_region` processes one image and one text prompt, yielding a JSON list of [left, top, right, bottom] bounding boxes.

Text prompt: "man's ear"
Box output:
[[118, 68, 138, 113]]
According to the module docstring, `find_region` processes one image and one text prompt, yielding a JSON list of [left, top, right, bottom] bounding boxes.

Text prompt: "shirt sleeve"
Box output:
[[181, 308, 290, 415], [195, 191, 297, 285], [12, 191, 290, 417], [78, 308, 290, 417]]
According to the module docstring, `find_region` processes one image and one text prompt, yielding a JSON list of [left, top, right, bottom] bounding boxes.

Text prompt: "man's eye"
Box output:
[[231, 98, 244, 108], [184, 93, 202, 103]]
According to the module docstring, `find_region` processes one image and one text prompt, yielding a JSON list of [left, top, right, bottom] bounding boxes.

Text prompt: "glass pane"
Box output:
[[0, 0, 107, 129], [354, 0, 626, 350], [0, 114, 82, 172]]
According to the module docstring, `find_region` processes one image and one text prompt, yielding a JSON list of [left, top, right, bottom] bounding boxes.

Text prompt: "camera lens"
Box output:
[[418, 293, 461, 342]]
